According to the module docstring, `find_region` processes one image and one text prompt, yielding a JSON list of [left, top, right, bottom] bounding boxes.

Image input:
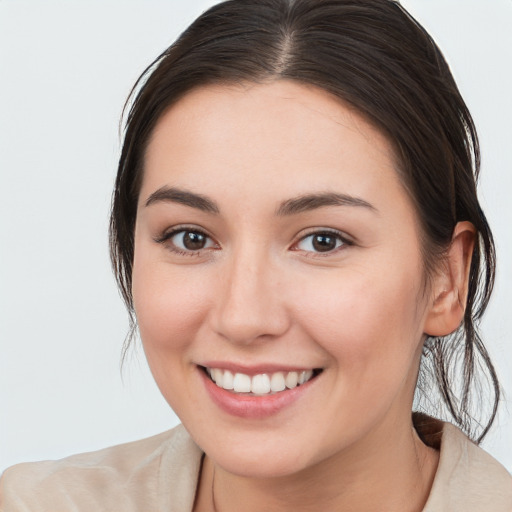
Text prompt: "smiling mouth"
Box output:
[[202, 366, 323, 396]]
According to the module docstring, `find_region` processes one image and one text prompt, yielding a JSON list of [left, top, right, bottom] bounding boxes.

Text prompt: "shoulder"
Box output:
[[0, 424, 203, 512], [423, 421, 512, 512]]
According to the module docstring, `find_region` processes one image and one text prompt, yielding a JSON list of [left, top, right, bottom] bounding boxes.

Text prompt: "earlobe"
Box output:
[[424, 221, 476, 337]]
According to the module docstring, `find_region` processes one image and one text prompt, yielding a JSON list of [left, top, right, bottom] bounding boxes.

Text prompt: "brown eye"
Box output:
[[166, 229, 216, 253], [182, 231, 207, 250], [312, 234, 337, 252], [296, 231, 346, 254]]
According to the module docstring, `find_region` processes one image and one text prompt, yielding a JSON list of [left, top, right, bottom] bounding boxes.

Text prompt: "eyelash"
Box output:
[[154, 227, 352, 257], [154, 226, 218, 257], [292, 229, 353, 257]]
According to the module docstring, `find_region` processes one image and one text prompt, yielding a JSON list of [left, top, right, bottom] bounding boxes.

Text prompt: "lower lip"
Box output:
[[199, 368, 318, 419]]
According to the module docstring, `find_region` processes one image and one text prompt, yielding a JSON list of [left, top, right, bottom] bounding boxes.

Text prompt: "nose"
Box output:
[[211, 248, 290, 345]]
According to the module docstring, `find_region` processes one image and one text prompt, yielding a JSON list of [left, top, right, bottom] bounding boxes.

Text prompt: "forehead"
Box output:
[[141, 80, 405, 214]]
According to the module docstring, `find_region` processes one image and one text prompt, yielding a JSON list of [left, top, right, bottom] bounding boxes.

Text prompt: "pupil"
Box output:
[[312, 234, 336, 252], [183, 231, 206, 250]]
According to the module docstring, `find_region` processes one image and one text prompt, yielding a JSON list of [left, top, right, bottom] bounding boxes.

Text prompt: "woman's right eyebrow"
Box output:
[[144, 186, 220, 214]]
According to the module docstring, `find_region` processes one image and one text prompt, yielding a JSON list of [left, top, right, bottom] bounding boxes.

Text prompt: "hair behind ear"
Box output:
[[418, 223, 499, 444]]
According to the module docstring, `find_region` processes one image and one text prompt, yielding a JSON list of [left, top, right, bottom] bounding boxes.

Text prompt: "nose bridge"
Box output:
[[213, 241, 288, 344]]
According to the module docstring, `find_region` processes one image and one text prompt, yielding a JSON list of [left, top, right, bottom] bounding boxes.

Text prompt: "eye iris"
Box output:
[[312, 234, 337, 252], [183, 231, 206, 250]]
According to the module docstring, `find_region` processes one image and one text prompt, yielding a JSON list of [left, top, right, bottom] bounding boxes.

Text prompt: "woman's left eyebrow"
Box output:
[[275, 192, 377, 216]]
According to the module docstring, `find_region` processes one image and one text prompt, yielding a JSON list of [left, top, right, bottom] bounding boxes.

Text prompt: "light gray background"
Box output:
[[1, 0, 511, 473]]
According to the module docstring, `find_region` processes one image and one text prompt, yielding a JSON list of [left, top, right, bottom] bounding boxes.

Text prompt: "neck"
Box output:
[[194, 415, 439, 512]]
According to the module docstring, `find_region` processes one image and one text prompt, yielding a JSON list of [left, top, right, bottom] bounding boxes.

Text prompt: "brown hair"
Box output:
[[110, 0, 499, 441]]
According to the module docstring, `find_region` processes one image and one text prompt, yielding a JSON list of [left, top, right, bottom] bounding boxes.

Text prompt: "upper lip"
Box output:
[[198, 361, 321, 376]]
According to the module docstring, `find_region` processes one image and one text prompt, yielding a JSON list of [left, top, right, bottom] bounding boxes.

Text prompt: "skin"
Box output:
[[132, 81, 474, 511]]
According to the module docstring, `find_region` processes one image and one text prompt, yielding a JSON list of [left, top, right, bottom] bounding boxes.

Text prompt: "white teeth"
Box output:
[[285, 371, 298, 389], [233, 373, 252, 393], [207, 367, 317, 395], [251, 374, 271, 395], [212, 368, 223, 387], [299, 370, 313, 385], [270, 372, 286, 392], [222, 370, 234, 390]]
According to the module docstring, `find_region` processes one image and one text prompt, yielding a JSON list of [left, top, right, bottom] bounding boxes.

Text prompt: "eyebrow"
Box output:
[[144, 186, 220, 213], [275, 192, 377, 216], [144, 186, 376, 216]]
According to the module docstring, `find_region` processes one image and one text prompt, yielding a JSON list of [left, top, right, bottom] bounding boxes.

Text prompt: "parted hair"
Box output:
[[110, 0, 499, 442]]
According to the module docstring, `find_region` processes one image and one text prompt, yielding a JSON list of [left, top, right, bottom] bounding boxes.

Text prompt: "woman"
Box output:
[[1, 0, 511, 510]]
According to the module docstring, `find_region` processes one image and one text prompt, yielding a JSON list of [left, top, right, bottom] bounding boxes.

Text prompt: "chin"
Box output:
[[190, 424, 332, 480], [211, 450, 311, 479]]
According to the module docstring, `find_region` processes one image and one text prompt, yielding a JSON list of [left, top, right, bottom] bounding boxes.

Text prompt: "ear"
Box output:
[[424, 221, 476, 337]]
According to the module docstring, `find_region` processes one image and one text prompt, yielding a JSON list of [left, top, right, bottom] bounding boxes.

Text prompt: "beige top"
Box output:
[[1, 421, 511, 512]]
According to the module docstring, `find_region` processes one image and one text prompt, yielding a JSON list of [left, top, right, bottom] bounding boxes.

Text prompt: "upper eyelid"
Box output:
[[154, 227, 219, 257], [295, 227, 353, 243], [291, 230, 351, 259], [291, 228, 354, 252], [154, 225, 214, 243]]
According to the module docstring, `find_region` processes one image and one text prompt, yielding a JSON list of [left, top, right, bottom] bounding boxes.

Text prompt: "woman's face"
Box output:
[[133, 81, 435, 477]]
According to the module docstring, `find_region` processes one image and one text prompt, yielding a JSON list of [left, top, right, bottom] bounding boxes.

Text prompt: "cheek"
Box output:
[[131, 253, 216, 413], [292, 260, 426, 373], [132, 250, 212, 355], [290, 268, 427, 431]]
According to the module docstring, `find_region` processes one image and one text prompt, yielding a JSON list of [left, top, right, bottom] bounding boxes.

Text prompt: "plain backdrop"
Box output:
[[1, 0, 511, 474]]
